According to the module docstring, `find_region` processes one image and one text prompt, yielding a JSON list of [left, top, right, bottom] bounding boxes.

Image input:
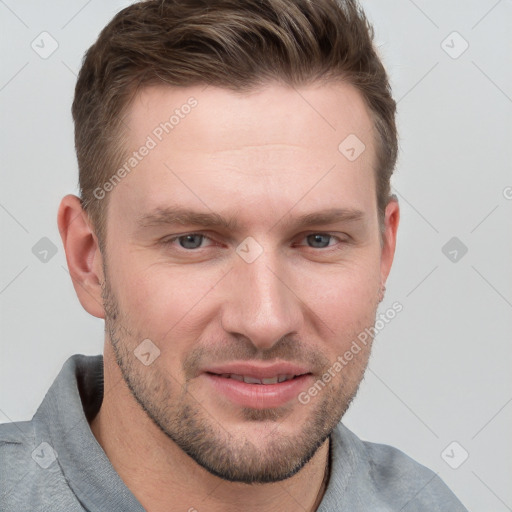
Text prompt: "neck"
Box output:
[[90, 348, 330, 512]]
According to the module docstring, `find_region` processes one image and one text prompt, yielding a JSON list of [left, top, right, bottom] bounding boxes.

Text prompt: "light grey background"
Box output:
[[1, 1, 511, 510]]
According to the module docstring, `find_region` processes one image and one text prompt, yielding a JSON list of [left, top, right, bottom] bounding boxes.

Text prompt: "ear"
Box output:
[[379, 195, 400, 289], [57, 194, 105, 319]]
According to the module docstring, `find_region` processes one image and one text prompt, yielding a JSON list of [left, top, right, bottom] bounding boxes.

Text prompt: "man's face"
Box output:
[[100, 82, 395, 483]]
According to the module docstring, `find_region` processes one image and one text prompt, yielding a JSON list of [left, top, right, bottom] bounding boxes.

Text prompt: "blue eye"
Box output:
[[177, 234, 206, 249], [161, 231, 347, 254], [306, 234, 336, 248]]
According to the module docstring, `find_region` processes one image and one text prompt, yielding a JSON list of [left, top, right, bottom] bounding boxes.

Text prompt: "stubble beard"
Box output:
[[100, 266, 375, 483]]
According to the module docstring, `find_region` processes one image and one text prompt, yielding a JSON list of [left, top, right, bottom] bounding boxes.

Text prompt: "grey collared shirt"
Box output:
[[0, 354, 468, 511]]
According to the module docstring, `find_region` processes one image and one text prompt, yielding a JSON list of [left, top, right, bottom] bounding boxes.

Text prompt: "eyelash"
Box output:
[[160, 232, 349, 251]]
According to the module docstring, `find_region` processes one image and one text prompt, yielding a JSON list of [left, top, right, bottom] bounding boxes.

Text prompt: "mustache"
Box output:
[[182, 335, 330, 378]]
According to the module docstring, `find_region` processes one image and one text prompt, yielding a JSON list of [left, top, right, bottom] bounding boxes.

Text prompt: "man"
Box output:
[[0, 0, 468, 510]]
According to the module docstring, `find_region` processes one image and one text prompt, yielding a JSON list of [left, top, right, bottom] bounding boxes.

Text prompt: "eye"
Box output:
[[162, 233, 213, 250], [303, 233, 341, 249], [179, 234, 206, 249]]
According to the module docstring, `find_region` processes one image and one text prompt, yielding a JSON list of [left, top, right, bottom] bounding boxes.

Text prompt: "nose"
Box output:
[[220, 252, 304, 351]]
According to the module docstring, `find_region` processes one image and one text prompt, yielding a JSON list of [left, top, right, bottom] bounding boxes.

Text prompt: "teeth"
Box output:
[[218, 373, 297, 384], [243, 376, 262, 384]]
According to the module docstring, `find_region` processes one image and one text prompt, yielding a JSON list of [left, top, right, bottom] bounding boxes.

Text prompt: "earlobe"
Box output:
[[379, 196, 400, 290], [57, 194, 105, 319]]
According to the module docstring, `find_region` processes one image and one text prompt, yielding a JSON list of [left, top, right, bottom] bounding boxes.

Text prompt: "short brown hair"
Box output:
[[72, 0, 398, 250]]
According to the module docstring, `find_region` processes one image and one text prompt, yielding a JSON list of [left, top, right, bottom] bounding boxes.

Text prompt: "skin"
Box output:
[[58, 81, 399, 512]]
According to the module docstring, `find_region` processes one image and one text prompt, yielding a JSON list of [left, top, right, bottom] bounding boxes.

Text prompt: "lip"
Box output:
[[202, 362, 313, 409], [203, 362, 310, 380]]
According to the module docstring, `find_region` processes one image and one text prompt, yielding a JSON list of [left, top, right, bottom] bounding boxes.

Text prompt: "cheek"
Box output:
[[296, 260, 380, 338], [116, 260, 225, 342]]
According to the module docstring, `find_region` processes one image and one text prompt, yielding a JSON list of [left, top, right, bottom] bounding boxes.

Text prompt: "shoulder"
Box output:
[[0, 420, 79, 511], [0, 419, 36, 476], [0, 419, 49, 509], [330, 424, 468, 511], [363, 439, 465, 509]]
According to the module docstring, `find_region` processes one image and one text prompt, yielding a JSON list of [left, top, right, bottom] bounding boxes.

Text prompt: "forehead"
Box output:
[[127, 81, 374, 154], [111, 81, 377, 225]]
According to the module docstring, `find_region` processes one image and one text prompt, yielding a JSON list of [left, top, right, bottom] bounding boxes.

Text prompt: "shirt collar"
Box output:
[[35, 354, 145, 512]]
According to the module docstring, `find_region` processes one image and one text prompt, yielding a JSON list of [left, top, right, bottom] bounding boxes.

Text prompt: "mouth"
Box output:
[[201, 363, 313, 409], [206, 373, 305, 384]]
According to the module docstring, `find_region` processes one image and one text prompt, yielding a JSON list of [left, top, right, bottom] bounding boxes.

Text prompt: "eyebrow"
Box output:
[[135, 206, 366, 232]]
